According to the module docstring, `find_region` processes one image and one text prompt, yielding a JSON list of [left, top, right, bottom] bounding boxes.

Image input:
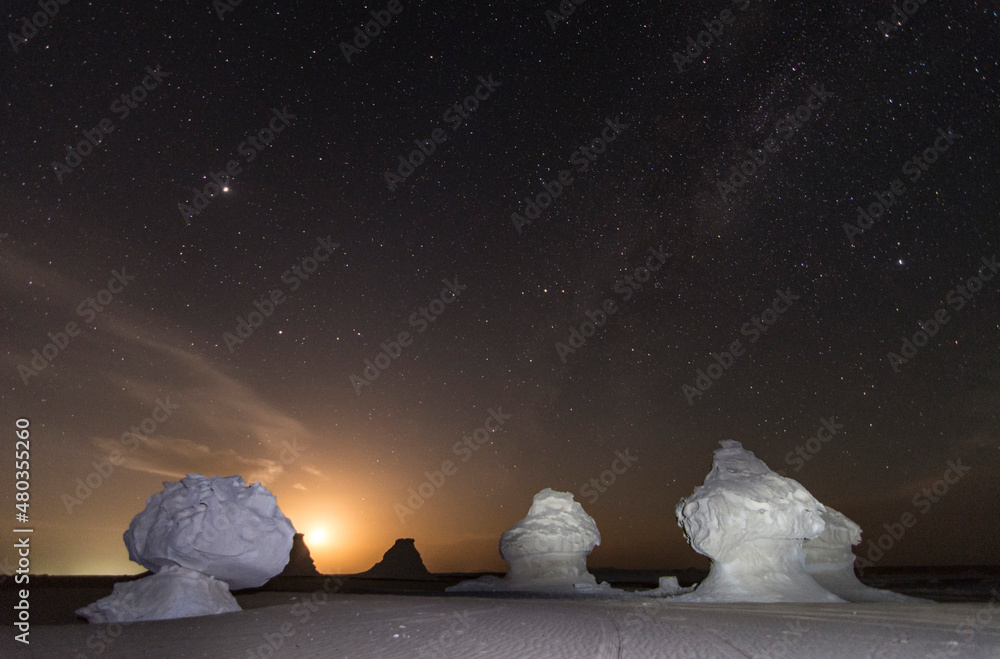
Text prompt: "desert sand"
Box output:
[[6, 588, 1000, 658]]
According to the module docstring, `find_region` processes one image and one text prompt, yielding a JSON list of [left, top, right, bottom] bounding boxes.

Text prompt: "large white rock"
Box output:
[[674, 440, 844, 602], [448, 488, 607, 593], [500, 488, 604, 590], [76, 565, 241, 623], [804, 507, 921, 603], [124, 474, 295, 590]]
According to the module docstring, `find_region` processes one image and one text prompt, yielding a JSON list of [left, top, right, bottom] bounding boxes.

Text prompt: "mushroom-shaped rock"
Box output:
[[124, 474, 295, 590], [674, 440, 843, 602], [499, 488, 605, 590], [76, 566, 241, 623], [804, 507, 922, 603], [448, 488, 608, 593]]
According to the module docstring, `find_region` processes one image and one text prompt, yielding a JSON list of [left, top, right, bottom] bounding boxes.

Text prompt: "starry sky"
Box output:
[[2, 1, 999, 576]]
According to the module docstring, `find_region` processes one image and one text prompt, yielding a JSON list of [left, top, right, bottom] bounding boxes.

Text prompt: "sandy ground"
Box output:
[[6, 591, 1000, 658]]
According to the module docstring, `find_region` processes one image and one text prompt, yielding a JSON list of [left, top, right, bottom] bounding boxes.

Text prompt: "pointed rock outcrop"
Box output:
[[279, 533, 321, 576], [359, 538, 432, 580]]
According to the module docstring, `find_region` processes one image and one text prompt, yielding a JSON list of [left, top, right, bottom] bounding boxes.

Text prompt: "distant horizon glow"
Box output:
[[305, 527, 328, 548]]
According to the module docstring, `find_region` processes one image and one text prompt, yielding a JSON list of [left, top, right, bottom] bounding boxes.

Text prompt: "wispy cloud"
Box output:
[[93, 434, 285, 484], [301, 465, 327, 479], [5, 245, 317, 485]]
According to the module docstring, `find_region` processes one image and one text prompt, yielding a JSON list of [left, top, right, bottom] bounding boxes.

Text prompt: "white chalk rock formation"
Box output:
[[804, 507, 920, 602], [124, 474, 295, 590], [76, 566, 241, 623], [674, 440, 844, 602], [448, 488, 608, 592], [500, 488, 605, 590]]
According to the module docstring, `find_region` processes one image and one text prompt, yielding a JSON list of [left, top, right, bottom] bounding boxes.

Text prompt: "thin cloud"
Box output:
[[92, 434, 285, 485]]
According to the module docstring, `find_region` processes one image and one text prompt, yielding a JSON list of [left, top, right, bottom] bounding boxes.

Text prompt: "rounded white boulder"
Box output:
[[124, 474, 295, 590]]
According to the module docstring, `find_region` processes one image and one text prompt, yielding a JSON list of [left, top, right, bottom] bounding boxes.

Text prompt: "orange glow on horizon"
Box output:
[[305, 527, 329, 547]]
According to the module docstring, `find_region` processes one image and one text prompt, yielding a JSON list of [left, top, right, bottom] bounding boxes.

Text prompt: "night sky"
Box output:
[[2, 1, 998, 577]]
